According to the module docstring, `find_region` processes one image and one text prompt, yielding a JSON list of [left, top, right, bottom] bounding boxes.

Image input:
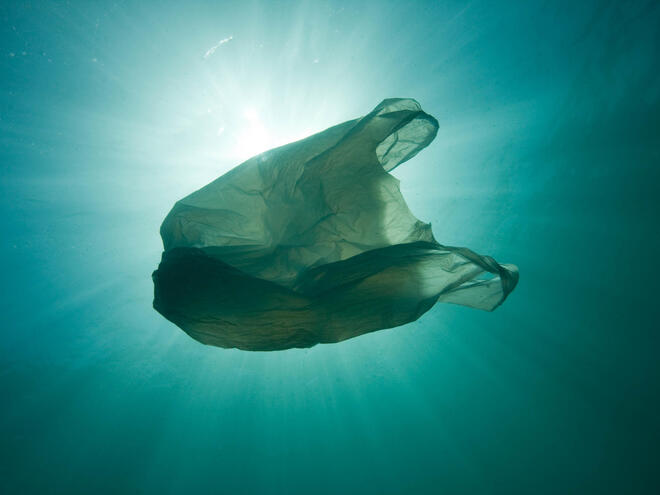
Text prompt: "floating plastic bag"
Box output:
[[153, 99, 518, 350]]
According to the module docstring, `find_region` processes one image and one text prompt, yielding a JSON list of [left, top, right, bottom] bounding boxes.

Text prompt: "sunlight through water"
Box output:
[[1, 1, 659, 494]]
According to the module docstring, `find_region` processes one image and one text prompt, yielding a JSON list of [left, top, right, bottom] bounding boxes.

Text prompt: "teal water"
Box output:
[[1, 1, 658, 493]]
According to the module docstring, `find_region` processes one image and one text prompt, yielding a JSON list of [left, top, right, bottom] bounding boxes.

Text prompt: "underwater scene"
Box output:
[[1, 1, 658, 493]]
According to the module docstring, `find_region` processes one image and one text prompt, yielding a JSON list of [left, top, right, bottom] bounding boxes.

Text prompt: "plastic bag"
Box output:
[[153, 99, 518, 350]]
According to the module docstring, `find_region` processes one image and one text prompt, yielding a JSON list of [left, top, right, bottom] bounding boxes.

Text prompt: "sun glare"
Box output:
[[233, 107, 276, 161]]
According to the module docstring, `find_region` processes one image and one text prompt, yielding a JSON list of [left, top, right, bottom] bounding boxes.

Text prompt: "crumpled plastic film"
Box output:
[[153, 99, 518, 351]]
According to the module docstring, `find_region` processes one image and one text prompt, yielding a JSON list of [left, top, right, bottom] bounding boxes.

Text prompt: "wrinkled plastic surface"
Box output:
[[153, 99, 518, 350]]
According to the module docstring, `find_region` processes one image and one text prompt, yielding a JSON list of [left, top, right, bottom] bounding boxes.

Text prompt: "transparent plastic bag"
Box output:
[[153, 99, 518, 350]]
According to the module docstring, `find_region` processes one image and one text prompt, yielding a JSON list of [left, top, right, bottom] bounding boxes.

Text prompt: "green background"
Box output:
[[1, 1, 658, 493]]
